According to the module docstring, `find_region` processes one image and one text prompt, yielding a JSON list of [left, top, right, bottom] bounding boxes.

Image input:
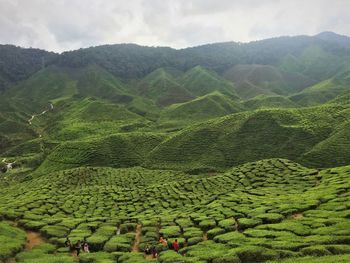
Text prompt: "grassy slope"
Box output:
[[146, 103, 350, 171], [243, 95, 299, 110], [36, 132, 167, 173], [180, 66, 238, 98], [160, 91, 245, 123], [44, 98, 149, 140], [137, 68, 194, 107], [290, 71, 350, 106], [74, 64, 134, 104], [223, 64, 286, 98]]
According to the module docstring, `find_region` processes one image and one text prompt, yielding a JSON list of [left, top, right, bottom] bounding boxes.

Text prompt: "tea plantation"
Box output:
[[0, 159, 349, 262], [1, 33, 350, 262]]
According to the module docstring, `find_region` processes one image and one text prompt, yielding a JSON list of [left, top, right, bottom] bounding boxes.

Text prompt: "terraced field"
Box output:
[[1, 33, 350, 263], [0, 159, 349, 262]]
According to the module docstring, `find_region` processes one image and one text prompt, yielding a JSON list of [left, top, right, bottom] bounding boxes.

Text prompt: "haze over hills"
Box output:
[[0, 32, 350, 263]]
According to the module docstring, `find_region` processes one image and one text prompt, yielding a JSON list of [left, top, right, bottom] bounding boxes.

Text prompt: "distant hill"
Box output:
[[137, 68, 194, 106], [1, 32, 350, 173], [180, 66, 238, 97], [161, 91, 244, 122], [0, 45, 57, 92], [243, 95, 298, 110], [146, 103, 350, 171], [290, 69, 350, 106]]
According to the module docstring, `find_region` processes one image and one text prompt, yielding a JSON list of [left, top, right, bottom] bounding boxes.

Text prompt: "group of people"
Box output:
[[65, 237, 90, 256], [144, 237, 180, 258]]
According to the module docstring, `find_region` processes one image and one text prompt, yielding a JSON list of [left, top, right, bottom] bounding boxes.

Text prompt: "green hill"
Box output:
[[160, 91, 245, 123], [43, 98, 151, 141], [137, 68, 194, 107], [180, 66, 238, 97], [0, 45, 57, 92], [243, 95, 299, 110], [5, 66, 76, 110], [75, 65, 134, 104], [146, 103, 350, 171], [290, 70, 350, 106], [224, 64, 316, 98], [36, 132, 166, 173]]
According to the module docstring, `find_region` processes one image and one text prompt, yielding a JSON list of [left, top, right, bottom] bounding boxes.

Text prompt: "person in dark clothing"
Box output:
[[65, 237, 72, 251], [144, 244, 151, 255], [151, 246, 158, 258], [75, 240, 82, 256]]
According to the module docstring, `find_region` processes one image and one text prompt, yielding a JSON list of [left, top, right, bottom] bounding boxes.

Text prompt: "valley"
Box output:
[[0, 32, 350, 262]]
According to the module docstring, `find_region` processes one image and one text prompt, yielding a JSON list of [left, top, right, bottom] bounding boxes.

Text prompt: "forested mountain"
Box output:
[[0, 45, 57, 92]]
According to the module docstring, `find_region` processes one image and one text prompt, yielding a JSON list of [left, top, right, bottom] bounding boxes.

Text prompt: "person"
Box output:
[[159, 236, 167, 247], [144, 244, 151, 255], [161, 237, 168, 250], [75, 240, 82, 256], [82, 238, 90, 253], [64, 237, 72, 250], [172, 239, 179, 252], [151, 246, 158, 258]]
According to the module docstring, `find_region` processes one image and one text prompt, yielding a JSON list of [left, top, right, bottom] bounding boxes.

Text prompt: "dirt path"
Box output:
[[291, 213, 303, 220], [25, 231, 46, 250], [203, 232, 208, 241], [132, 224, 142, 252], [28, 103, 53, 125]]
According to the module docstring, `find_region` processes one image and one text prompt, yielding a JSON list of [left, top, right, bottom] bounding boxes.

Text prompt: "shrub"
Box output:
[[256, 213, 284, 223], [237, 218, 262, 230], [207, 227, 225, 239], [230, 245, 278, 263], [300, 245, 332, 256], [80, 251, 115, 263], [213, 231, 247, 244], [0, 222, 26, 260], [187, 236, 203, 246], [218, 218, 236, 231], [159, 226, 181, 238], [212, 252, 241, 263]]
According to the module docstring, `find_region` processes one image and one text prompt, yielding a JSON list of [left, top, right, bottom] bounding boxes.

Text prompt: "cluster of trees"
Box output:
[[1, 32, 350, 92], [0, 45, 57, 92]]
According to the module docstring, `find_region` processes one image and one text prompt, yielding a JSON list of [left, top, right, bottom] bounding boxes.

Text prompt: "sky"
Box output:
[[0, 0, 350, 52]]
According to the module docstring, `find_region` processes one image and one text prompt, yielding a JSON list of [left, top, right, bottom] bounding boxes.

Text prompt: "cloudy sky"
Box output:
[[1, 0, 349, 52]]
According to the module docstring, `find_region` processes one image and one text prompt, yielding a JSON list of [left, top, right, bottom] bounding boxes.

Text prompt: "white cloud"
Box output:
[[0, 0, 349, 52]]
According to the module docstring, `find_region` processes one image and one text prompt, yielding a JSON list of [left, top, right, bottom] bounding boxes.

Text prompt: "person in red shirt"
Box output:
[[172, 239, 179, 252]]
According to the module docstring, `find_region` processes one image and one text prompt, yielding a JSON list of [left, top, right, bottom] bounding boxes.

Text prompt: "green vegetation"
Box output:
[[147, 103, 350, 171], [1, 33, 350, 262], [0, 159, 349, 262]]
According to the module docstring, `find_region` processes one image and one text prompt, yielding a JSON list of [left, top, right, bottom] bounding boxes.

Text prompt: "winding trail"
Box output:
[[28, 103, 53, 126], [2, 158, 16, 173], [132, 224, 142, 252]]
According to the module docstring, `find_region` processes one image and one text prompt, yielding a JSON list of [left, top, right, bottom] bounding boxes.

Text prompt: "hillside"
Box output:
[[0, 45, 57, 92], [137, 68, 194, 107], [160, 91, 244, 123], [243, 95, 299, 110], [180, 66, 238, 97], [146, 103, 350, 171], [290, 70, 350, 106]]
